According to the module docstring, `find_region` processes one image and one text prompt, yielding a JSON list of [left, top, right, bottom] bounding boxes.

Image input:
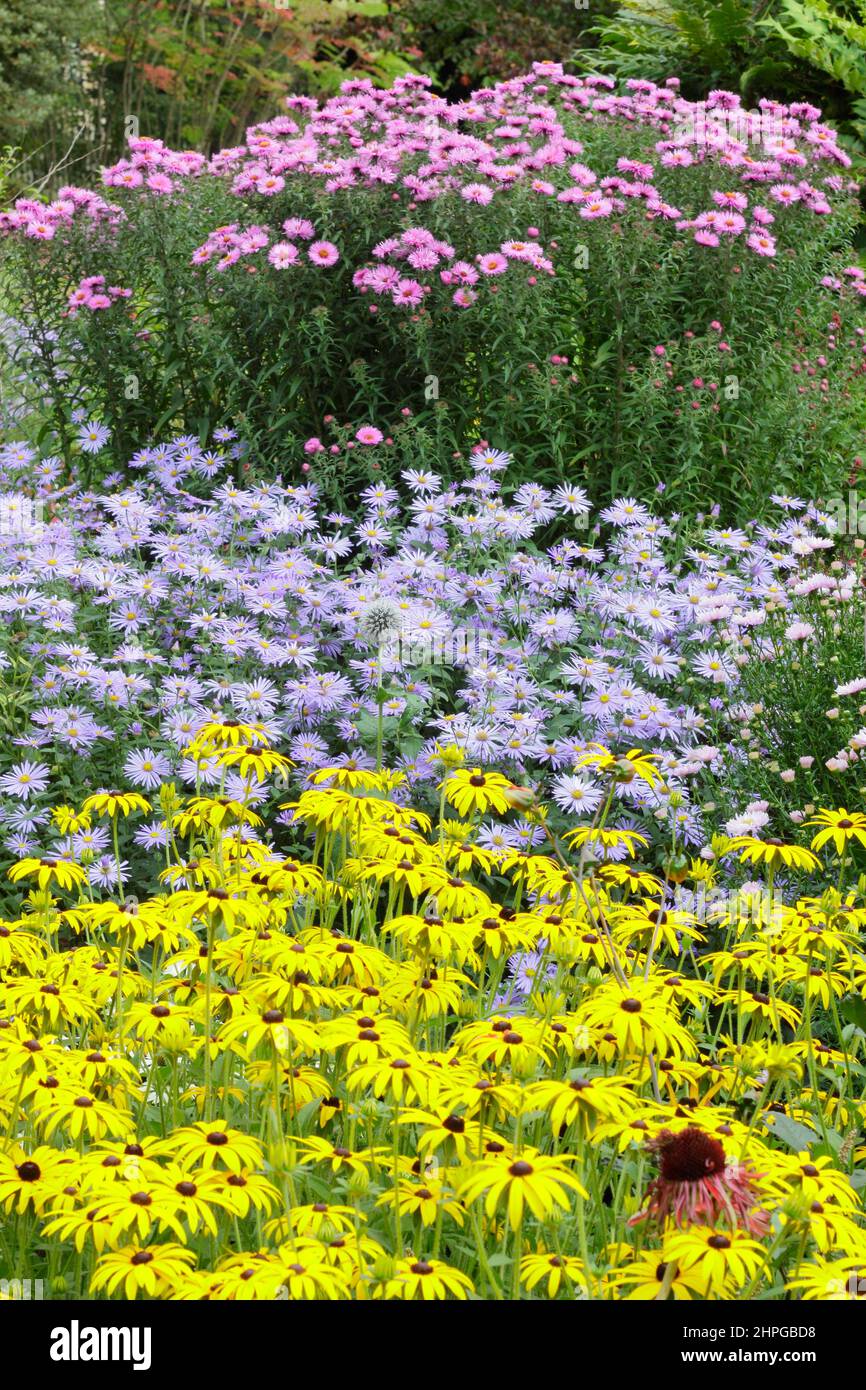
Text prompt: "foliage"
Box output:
[[586, 0, 866, 156]]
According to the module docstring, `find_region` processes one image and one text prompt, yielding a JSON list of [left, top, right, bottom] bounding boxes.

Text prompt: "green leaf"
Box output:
[[841, 993, 866, 1032], [762, 1113, 818, 1150]]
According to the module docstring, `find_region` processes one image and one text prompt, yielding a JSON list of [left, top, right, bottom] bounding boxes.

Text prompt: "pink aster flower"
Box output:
[[309, 240, 340, 266], [283, 218, 315, 240], [355, 426, 383, 446], [580, 197, 613, 219], [747, 231, 776, 257], [392, 278, 424, 306], [268, 241, 300, 269], [477, 253, 508, 275]]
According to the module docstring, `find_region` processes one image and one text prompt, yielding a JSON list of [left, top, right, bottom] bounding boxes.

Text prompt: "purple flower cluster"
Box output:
[[0, 427, 853, 888]]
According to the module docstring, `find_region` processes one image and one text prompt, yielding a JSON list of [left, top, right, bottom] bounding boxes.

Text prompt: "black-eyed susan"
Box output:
[[786, 1258, 866, 1300], [457, 1150, 587, 1224], [662, 1225, 767, 1296], [575, 744, 662, 788], [806, 808, 866, 856], [442, 768, 515, 818], [168, 1122, 264, 1173], [608, 1252, 708, 1301], [575, 979, 696, 1060], [520, 1249, 587, 1297], [376, 1177, 465, 1228], [89, 1243, 195, 1298], [728, 835, 820, 874], [347, 1050, 435, 1105], [378, 1256, 474, 1301], [525, 1074, 635, 1136], [8, 857, 88, 892], [37, 1087, 133, 1142], [82, 791, 151, 820], [0, 1145, 70, 1214]]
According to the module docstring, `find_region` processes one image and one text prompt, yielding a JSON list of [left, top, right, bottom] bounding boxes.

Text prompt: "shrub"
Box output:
[[1, 65, 863, 513]]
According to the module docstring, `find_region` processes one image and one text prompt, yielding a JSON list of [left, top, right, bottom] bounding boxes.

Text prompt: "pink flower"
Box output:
[[477, 253, 508, 275], [747, 231, 776, 257], [304, 437, 325, 454], [283, 218, 315, 240], [268, 241, 300, 269], [460, 183, 493, 205], [355, 426, 383, 446], [146, 174, 173, 195], [580, 197, 613, 219], [392, 278, 424, 307], [309, 240, 339, 266], [712, 190, 748, 210]]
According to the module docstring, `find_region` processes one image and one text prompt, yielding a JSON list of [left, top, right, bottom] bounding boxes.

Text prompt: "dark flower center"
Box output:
[[656, 1127, 726, 1183]]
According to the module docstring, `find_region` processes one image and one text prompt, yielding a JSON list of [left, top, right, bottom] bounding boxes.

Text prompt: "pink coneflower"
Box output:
[[309, 240, 340, 266], [631, 1128, 769, 1235]]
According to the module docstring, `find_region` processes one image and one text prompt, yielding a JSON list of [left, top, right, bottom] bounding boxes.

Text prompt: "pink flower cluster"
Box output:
[[190, 218, 338, 273], [352, 227, 554, 311], [65, 276, 132, 315], [2, 66, 856, 263], [0, 187, 120, 240]]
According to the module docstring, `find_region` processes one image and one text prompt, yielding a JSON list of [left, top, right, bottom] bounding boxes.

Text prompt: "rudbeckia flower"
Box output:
[[457, 1150, 587, 1224], [442, 768, 516, 817], [806, 809, 866, 856]]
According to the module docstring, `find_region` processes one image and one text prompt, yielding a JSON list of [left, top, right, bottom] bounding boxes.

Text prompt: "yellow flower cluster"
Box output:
[[1, 746, 865, 1300]]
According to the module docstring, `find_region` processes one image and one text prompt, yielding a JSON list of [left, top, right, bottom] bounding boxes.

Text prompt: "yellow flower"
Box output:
[[520, 1249, 587, 1297], [728, 835, 820, 873], [89, 1243, 195, 1298], [575, 744, 662, 788], [8, 857, 88, 892], [806, 808, 866, 856], [0, 1146, 70, 1214], [82, 791, 151, 819], [376, 1178, 465, 1228], [457, 1151, 587, 1224], [442, 768, 516, 817], [377, 1257, 474, 1301], [663, 1226, 766, 1296], [214, 745, 293, 783], [168, 1122, 264, 1173], [525, 1074, 636, 1136], [608, 1252, 707, 1301]]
